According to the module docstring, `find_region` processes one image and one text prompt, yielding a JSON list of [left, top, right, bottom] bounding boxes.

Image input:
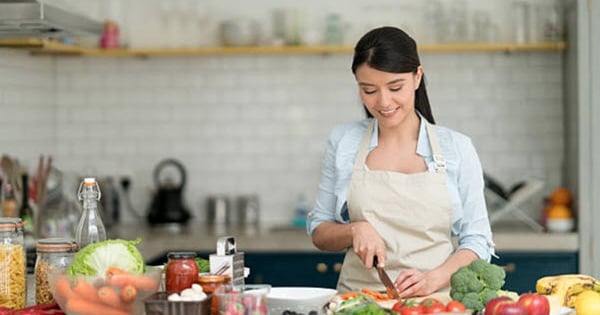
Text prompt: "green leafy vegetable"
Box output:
[[68, 238, 145, 276], [196, 257, 210, 273]]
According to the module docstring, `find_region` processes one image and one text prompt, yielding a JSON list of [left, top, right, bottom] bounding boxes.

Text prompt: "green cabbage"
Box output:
[[67, 238, 145, 276]]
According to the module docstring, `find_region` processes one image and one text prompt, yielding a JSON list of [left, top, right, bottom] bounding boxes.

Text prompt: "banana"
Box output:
[[535, 274, 599, 307]]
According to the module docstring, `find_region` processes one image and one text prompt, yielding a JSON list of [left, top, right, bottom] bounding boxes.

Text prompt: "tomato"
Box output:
[[420, 298, 445, 314], [445, 300, 467, 312], [517, 293, 550, 315], [392, 300, 424, 315]]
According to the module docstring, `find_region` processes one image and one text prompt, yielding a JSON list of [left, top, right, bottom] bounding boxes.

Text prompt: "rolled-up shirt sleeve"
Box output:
[[307, 129, 341, 235], [454, 138, 495, 261]]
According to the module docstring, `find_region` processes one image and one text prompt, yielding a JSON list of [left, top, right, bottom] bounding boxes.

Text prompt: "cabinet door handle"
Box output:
[[333, 263, 342, 273], [316, 262, 328, 273], [501, 263, 516, 273]]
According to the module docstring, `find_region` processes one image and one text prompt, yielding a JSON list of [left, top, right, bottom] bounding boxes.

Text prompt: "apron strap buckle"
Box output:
[[433, 154, 446, 172]]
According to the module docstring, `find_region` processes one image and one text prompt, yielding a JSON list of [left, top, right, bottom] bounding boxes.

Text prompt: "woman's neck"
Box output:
[[377, 112, 421, 146]]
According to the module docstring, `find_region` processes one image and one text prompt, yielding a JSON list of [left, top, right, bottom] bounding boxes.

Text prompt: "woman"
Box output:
[[306, 26, 494, 298]]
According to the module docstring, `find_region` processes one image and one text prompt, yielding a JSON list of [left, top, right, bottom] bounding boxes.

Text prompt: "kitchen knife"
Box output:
[[373, 256, 399, 299]]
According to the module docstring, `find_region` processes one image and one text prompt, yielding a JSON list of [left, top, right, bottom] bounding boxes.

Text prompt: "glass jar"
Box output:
[[165, 251, 198, 293], [198, 273, 227, 315], [0, 218, 26, 309], [35, 238, 78, 305]]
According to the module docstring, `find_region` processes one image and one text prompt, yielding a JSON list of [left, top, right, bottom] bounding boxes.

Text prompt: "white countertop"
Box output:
[[109, 223, 579, 262]]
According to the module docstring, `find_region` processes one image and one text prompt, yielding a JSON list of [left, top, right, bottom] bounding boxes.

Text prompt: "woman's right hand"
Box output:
[[351, 221, 386, 268]]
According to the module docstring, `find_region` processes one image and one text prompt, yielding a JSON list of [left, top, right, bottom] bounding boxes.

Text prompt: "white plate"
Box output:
[[553, 307, 574, 315]]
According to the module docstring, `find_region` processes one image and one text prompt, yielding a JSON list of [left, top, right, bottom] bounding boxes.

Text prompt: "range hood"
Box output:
[[0, 0, 103, 38]]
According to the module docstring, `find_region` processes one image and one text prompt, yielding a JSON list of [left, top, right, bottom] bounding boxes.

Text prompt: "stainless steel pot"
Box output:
[[206, 194, 232, 226]]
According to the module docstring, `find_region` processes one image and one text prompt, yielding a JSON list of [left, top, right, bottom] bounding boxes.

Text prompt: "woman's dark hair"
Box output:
[[351, 26, 435, 124]]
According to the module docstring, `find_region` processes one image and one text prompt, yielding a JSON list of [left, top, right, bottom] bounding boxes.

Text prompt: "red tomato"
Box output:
[[392, 300, 424, 315], [445, 300, 467, 312], [517, 293, 550, 315], [485, 296, 527, 315], [420, 298, 445, 314]]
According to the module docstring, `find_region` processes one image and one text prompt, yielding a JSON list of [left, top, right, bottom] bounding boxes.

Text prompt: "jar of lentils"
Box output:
[[0, 218, 26, 309], [34, 238, 78, 305]]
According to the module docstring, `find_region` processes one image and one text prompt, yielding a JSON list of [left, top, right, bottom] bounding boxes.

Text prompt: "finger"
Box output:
[[375, 250, 386, 267], [397, 280, 423, 298]]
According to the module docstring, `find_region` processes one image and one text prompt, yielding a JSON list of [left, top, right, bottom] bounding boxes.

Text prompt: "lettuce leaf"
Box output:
[[68, 238, 145, 276]]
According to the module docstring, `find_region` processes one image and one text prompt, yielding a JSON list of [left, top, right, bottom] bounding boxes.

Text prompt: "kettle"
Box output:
[[147, 159, 191, 225]]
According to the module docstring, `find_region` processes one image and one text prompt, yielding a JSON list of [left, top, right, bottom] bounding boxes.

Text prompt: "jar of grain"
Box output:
[[0, 218, 26, 309], [34, 238, 78, 304]]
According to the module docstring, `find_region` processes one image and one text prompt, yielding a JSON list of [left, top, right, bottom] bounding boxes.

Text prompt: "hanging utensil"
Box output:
[[373, 256, 399, 299]]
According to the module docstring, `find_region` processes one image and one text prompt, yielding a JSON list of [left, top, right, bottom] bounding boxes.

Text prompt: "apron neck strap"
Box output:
[[353, 119, 375, 171], [424, 120, 446, 173]]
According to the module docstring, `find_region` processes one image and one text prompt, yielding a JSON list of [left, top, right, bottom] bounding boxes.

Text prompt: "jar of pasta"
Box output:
[[34, 238, 78, 305], [0, 218, 26, 309]]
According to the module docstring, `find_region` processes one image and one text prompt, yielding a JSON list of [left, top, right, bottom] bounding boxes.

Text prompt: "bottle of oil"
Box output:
[[75, 178, 106, 249]]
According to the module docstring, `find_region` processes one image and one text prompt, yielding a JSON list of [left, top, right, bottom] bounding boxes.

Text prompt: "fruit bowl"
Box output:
[[48, 266, 162, 315]]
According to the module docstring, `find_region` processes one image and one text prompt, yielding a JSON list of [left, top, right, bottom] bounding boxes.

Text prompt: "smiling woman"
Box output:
[[307, 26, 494, 298]]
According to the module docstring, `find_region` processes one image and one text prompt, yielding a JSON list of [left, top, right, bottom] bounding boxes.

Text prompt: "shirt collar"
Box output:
[[369, 112, 432, 157]]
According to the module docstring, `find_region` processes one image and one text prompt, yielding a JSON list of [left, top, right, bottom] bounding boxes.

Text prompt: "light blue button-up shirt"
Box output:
[[307, 117, 495, 261]]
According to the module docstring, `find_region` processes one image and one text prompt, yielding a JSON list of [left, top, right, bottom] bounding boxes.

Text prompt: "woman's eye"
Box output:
[[363, 90, 376, 95], [390, 86, 402, 92]]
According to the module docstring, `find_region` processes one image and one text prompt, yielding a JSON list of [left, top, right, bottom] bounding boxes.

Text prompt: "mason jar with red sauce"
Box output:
[[165, 251, 198, 292]]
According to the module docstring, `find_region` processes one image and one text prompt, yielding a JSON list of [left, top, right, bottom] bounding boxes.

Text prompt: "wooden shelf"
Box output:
[[0, 38, 567, 57]]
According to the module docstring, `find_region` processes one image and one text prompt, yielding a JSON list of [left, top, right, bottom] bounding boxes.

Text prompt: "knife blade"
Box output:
[[373, 256, 399, 299]]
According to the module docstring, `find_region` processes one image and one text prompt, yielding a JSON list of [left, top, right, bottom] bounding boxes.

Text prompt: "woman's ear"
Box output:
[[415, 66, 424, 89]]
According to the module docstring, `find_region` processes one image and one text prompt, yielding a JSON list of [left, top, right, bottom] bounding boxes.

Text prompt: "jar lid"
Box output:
[[167, 251, 197, 259], [0, 217, 23, 232], [36, 238, 79, 253]]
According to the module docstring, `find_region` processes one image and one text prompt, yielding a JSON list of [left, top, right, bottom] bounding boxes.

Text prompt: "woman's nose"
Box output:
[[377, 90, 392, 107]]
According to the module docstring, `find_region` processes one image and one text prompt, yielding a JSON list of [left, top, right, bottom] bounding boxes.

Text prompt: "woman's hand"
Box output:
[[394, 269, 438, 298], [350, 221, 386, 268]]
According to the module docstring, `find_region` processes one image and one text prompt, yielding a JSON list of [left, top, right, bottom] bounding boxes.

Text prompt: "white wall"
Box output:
[[0, 0, 566, 228]]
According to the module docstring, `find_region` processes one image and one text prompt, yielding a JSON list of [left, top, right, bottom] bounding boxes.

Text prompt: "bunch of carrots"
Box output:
[[53, 267, 159, 315], [339, 289, 394, 302]]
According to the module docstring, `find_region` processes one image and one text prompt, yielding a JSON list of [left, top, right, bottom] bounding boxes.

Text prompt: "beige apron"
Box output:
[[337, 119, 454, 293]]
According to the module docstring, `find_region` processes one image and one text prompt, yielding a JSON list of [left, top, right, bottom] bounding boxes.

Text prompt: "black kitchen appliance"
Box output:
[[147, 159, 191, 225]]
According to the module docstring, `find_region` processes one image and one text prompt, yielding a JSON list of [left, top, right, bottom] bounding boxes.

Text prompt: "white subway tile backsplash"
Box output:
[[0, 48, 566, 225]]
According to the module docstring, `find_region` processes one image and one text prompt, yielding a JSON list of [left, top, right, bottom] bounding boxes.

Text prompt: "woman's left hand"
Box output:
[[394, 269, 437, 298]]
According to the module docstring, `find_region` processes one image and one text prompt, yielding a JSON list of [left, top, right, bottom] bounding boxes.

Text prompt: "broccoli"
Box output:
[[449, 259, 507, 311], [461, 292, 485, 311]]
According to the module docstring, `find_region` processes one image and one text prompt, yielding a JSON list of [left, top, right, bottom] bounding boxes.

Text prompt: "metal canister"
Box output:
[[0, 218, 26, 309], [35, 238, 78, 304]]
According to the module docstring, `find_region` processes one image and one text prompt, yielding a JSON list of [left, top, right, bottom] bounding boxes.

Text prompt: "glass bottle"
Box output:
[[20, 173, 36, 247], [75, 178, 106, 249], [35, 238, 78, 304], [0, 218, 26, 309]]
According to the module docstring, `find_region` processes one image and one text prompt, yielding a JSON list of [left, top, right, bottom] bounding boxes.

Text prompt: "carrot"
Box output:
[[98, 286, 124, 308], [72, 279, 101, 303], [361, 288, 390, 301], [66, 298, 129, 315], [120, 284, 137, 303], [105, 266, 129, 277], [339, 291, 360, 300], [54, 276, 75, 301], [106, 274, 159, 291]]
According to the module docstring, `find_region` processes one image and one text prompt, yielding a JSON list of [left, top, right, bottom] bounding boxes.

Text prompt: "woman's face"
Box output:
[[355, 64, 422, 127]]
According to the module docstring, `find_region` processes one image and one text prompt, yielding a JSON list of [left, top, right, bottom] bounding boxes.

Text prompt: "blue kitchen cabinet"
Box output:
[[492, 251, 579, 294], [244, 252, 345, 288]]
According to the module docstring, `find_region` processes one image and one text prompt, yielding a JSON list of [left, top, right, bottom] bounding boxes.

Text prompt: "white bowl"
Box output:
[[546, 218, 574, 233], [267, 287, 337, 314]]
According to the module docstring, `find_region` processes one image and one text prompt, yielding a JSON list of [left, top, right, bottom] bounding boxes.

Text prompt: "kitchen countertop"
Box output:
[[109, 223, 579, 262]]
